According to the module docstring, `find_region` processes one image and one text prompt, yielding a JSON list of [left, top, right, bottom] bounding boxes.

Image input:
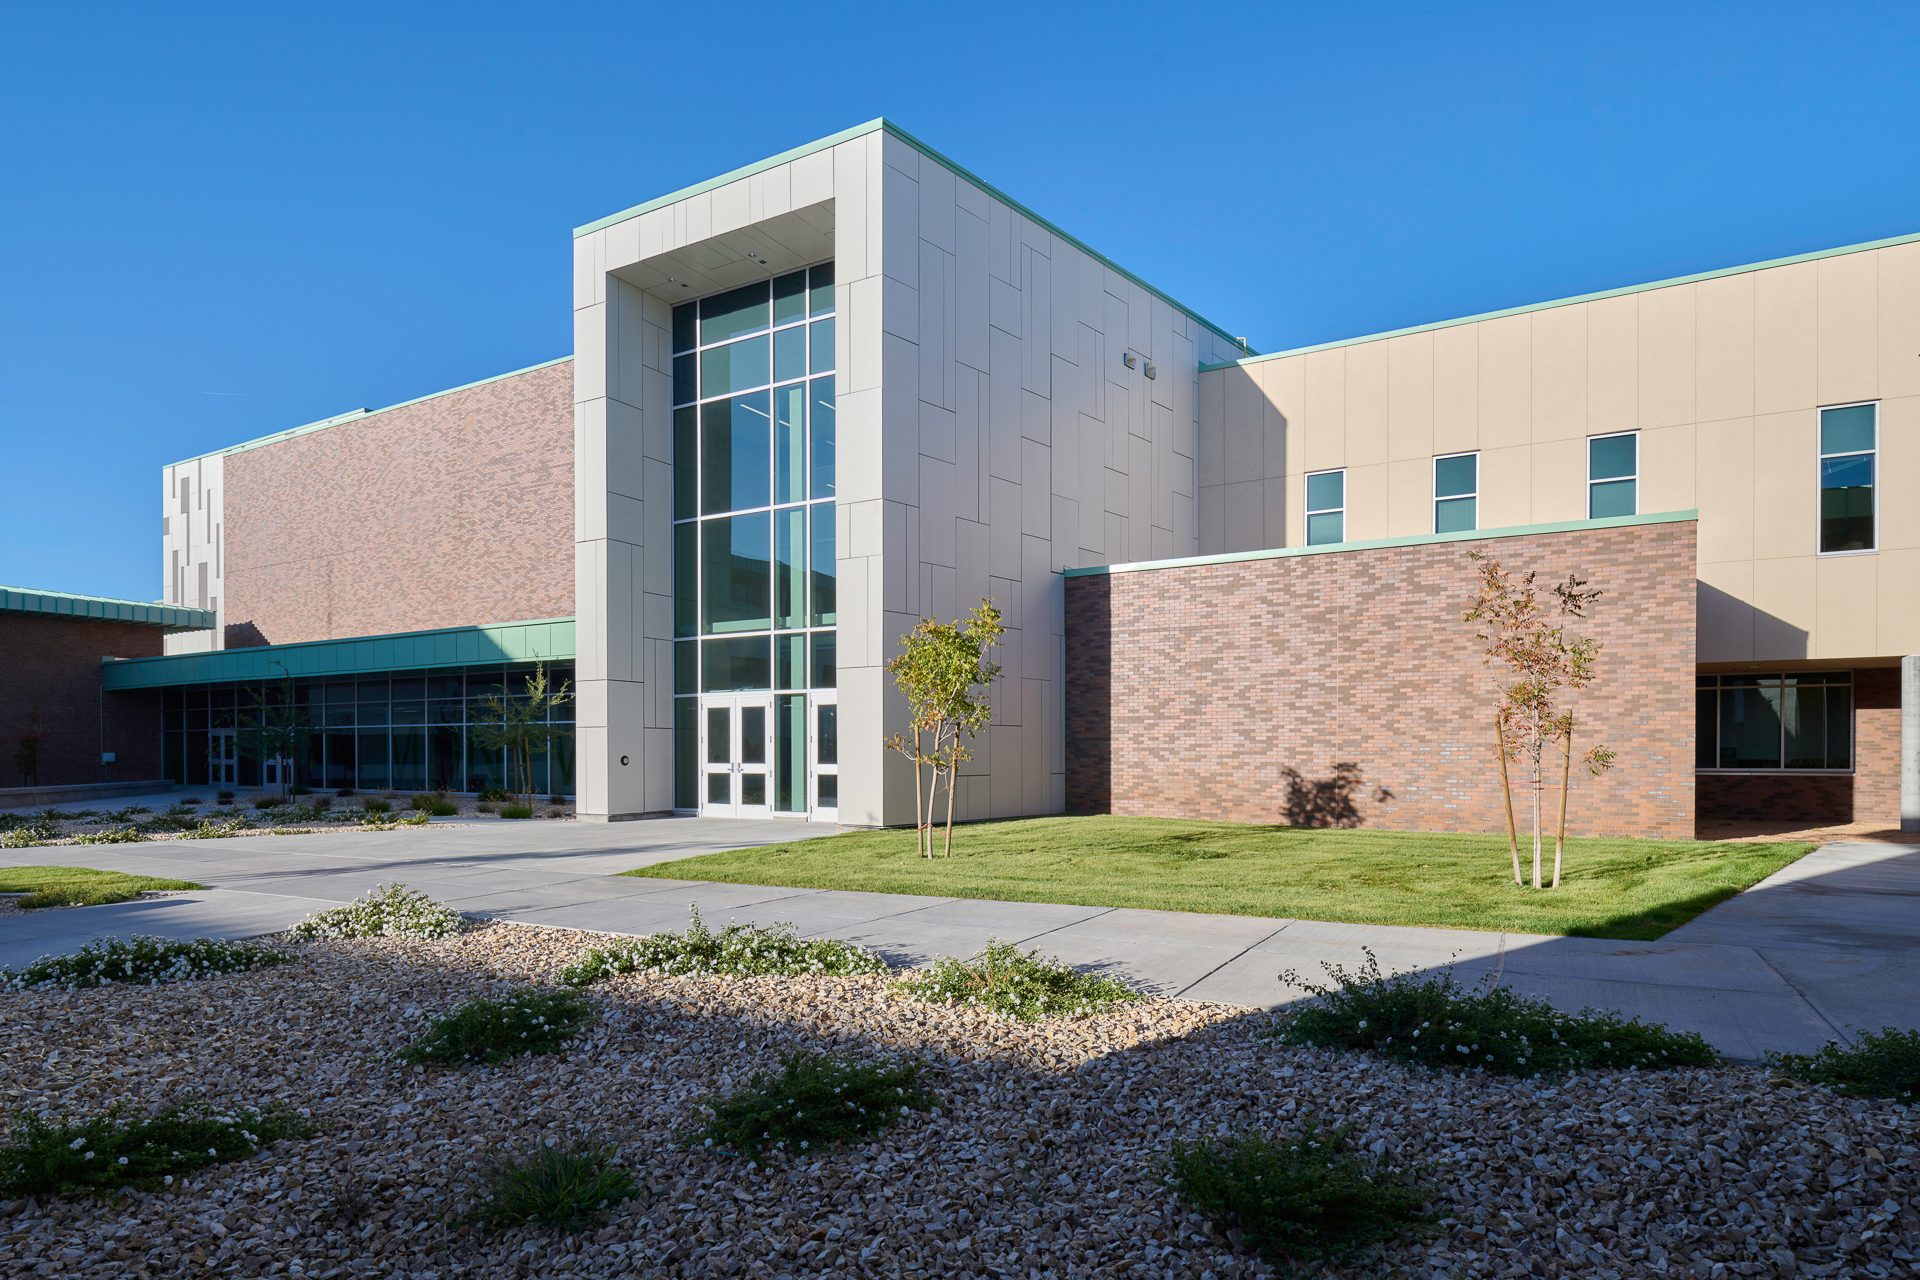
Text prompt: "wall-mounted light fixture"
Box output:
[[1144, 362, 1157, 380], [1122, 351, 1137, 370]]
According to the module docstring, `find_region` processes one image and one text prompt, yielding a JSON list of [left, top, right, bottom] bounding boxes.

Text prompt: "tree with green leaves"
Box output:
[[1463, 552, 1619, 890], [884, 599, 1006, 858], [237, 667, 312, 798], [469, 663, 574, 809]]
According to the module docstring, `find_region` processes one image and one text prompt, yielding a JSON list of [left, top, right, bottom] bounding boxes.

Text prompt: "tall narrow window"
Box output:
[[1304, 469, 1345, 545], [1818, 403, 1876, 553], [1588, 432, 1637, 518], [1433, 452, 1478, 533]]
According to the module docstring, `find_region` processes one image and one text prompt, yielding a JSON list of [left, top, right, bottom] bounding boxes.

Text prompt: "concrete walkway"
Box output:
[[3, 817, 1915, 1060]]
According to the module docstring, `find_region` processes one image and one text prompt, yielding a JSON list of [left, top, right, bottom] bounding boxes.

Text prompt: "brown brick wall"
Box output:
[[1066, 521, 1698, 840], [1695, 667, 1904, 824], [222, 361, 574, 646], [0, 614, 165, 786]]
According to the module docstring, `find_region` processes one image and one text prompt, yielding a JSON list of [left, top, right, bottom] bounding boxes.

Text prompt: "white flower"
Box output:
[[69, 1138, 86, 1150]]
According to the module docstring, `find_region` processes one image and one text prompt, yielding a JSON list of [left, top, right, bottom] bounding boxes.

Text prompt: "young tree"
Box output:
[[237, 668, 312, 798], [469, 663, 574, 809], [1463, 552, 1619, 889], [884, 599, 1006, 858]]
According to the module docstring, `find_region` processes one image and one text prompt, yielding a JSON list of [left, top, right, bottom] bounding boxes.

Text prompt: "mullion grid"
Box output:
[[672, 265, 835, 705], [1696, 672, 1854, 771]]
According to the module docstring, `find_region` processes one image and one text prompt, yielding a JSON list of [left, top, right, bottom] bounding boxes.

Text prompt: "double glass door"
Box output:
[[208, 730, 237, 786], [696, 692, 838, 820]]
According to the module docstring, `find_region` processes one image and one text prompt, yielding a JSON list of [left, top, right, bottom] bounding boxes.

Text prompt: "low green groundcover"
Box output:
[[0, 1098, 319, 1198], [398, 988, 596, 1065], [893, 939, 1141, 1022], [685, 1052, 935, 1158], [560, 905, 887, 985], [1767, 1027, 1920, 1102], [0, 935, 295, 992]]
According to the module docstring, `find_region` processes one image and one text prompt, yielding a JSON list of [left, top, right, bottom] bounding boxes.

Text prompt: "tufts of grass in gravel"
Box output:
[[0, 935, 295, 991], [397, 988, 595, 1065], [68, 826, 148, 846], [0, 864, 200, 908], [0, 1097, 320, 1198], [1767, 1026, 1920, 1102], [559, 905, 888, 985], [287, 882, 463, 940], [1270, 949, 1719, 1076], [1164, 1117, 1438, 1272], [685, 1052, 935, 1159], [893, 938, 1142, 1022], [462, 1134, 639, 1234]]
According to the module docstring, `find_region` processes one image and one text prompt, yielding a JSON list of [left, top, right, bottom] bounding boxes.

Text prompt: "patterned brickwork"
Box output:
[[0, 614, 163, 786], [222, 361, 574, 646], [1696, 775, 1855, 823], [1854, 666, 1902, 823], [1065, 522, 1698, 839]]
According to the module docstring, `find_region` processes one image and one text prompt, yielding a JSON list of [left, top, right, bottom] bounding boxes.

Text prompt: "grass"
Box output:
[[398, 988, 595, 1065], [463, 1135, 638, 1233], [684, 1052, 935, 1158], [0, 865, 203, 909], [621, 816, 1815, 940], [894, 938, 1141, 1021]]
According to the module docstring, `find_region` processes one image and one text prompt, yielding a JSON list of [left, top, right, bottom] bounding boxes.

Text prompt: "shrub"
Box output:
[[335, 788, 354, 798], [547, 795, 567, 805], [179, 797, 201, 805], [685, 1053, 934, 1157], [476, 803, 497, 815], [1767, 1027, 1920, 1101], [408, 792, 440, 812], [893, 938, 1141, 1022], [1, 828, 48, 849], [1164, 1117, 1437, 1271], [104, 806, 150, 822], [252, 796, 280, 810], [0, 936, 294, 992], [560, 905, 888, 986], [179, 818, 251, 840], [400, 811, 431, 827], [0, 1097, 319, 1198], [361, 798, 391, 815], [216, 790, 236, 803], [286, 882, 463, 941], [310, 794, 333, 810], [430, 799, 458, 816], [478, 786, 512, 802], [499, 804, 534, 820], [138, 805, 204, 834], [462, 1135, 637, 1234], [398, 988, 595, 1065], [69, 826, 147, 846], [1269, 949, 1718, 1076], [290, 785, 311, 795]]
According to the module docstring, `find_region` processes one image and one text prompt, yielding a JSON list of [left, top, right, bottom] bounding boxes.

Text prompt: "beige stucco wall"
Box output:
[[1199, 239, 1920, 664]]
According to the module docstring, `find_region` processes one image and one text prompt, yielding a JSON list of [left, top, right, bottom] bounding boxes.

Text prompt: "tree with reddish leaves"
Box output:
[[1463, 551, 1620, 889]]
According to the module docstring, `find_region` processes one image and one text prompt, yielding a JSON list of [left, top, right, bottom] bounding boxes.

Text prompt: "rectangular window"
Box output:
[[701, 513, 772, 634], [1695, 672, 1853, 770], [774, 507, 806, 629], [674, 698, 697, 809], [774, 693, 806, 812], [810, 375, 836, 498], [1433, 452, 1478, 533], [701, 636, 772, 692], [1818, 403, 1876, 553], [1304, 469, 1345, 546], [809, 501, 836, 625], [700, 393, 772, 514], [1588, 432, 1637, 518]]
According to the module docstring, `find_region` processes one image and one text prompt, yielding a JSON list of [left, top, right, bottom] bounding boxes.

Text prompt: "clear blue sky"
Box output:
[[5, 2, 1918, 601]]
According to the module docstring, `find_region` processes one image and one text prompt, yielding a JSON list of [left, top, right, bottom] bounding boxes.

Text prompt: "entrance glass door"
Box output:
[[699, 694, 772, 818], [208, 730, 237, 787]]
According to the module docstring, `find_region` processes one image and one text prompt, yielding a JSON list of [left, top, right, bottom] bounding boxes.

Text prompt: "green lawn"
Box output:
[[0, 865, 205, 910], [622, 816, 1814, 941]]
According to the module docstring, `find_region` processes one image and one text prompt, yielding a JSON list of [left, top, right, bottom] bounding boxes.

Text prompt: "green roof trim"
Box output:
[[169, 356, 573, 467], [1062, 510, 1698, 578], [101, 617, 575, 690], [2, 585, 213, 632], [1200, 230, 1920, 372], [575, 118, 1255, 356]]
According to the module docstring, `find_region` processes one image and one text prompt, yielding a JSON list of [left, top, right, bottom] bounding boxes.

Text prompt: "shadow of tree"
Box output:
[[1280, 763, 1366, 828]]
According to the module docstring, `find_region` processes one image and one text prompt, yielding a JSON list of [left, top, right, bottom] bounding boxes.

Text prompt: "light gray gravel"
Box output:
[[1, 921, 1916, 1278]]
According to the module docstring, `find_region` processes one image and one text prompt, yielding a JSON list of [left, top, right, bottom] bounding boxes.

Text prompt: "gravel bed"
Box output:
[[1, 922, 1916, 1279]]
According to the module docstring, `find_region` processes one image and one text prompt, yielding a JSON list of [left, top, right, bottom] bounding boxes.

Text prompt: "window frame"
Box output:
[[1587, 430, 1638, 519], [1816, 400, 1878, 557], [1303, 468, 1346, 546], [1432, 451, 1479, 534], [1694, 671, 1856, 773]]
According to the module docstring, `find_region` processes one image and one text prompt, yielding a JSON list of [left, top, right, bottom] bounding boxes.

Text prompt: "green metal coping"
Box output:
[[1062, 510, 1698, 578], [1200, 230, 1920, 373], [574, 118, 1255, 357], [168, 356, 574, 468], [2, 585, 214, 632], [101, 617, 575, 690]]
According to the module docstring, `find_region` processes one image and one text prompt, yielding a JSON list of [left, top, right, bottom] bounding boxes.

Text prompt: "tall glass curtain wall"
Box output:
[[160, 665, 577, 794], [1695, 672, 1853, 770], [671, 263, 836, 811]]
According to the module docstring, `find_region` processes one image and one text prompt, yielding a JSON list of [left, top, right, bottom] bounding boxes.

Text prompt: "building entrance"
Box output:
[[694, 691, 837, 821], [208, 729, 237, 786]]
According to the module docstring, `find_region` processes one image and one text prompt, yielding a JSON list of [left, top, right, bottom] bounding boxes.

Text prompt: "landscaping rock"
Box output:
[[0, 920, 1914, 1278]]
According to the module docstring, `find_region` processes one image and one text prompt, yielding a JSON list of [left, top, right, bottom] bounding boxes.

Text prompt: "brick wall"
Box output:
[[222, 361, 574, 646], [1065, 521, 1698, 840], [1695, 667, 1904, 824], [0, 614, 165, 786]]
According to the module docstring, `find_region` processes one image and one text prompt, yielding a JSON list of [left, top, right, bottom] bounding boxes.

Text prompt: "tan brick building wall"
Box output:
[[221, 361, 574, 646], [1065, 520, 1698, 839], [0, 615, 164, 787]]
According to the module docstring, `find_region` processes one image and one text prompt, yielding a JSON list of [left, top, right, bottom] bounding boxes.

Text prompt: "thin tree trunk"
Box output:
[[911, 726, 927, 858], [1530, 739, 1543, 890], [943, 749, 958, 858], [1554, 713, 1572, 890], [1496, 715, 1521, 887]]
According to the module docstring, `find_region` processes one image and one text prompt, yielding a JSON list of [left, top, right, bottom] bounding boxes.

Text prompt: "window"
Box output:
[[1818, 402, 1876, 553], [1695, 672, 1853, 770], [1433, 452, 1477, 533], [1588, 432, 1637, 518], [1305, 470, 1345, 545]]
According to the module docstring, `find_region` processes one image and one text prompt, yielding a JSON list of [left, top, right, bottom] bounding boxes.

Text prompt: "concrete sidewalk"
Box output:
[[3, 818, 1915, 1060]]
